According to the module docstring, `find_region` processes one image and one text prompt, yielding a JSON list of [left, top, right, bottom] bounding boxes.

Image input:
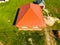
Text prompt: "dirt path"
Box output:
[[44, 29, 57, 45]]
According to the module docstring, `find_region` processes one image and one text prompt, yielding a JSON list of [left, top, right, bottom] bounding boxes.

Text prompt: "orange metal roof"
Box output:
[[16, 3, 46, 30]]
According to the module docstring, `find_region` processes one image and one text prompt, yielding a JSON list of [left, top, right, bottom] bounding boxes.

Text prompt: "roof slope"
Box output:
[[16, 3, 46, 30]]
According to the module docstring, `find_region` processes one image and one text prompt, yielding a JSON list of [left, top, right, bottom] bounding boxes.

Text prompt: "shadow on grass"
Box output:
[[13, 8, 20, 25]]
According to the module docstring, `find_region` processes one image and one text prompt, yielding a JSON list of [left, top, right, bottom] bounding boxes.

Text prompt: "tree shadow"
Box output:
[[52, 30, 58, 37]]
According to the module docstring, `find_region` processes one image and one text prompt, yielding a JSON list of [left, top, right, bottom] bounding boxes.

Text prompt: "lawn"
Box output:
[[45, 0, 60, 18], [0, 0, 60, 45]]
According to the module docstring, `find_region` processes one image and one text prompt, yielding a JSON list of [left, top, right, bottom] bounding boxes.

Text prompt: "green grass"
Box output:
[[0, 30, 45, 45], [45, 0, 60, 18], [0, 0, 35, 27], [0, 0, 60, 45]]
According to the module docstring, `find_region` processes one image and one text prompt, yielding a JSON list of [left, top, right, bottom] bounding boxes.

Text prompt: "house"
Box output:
[[14, 3, 46, 30]]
